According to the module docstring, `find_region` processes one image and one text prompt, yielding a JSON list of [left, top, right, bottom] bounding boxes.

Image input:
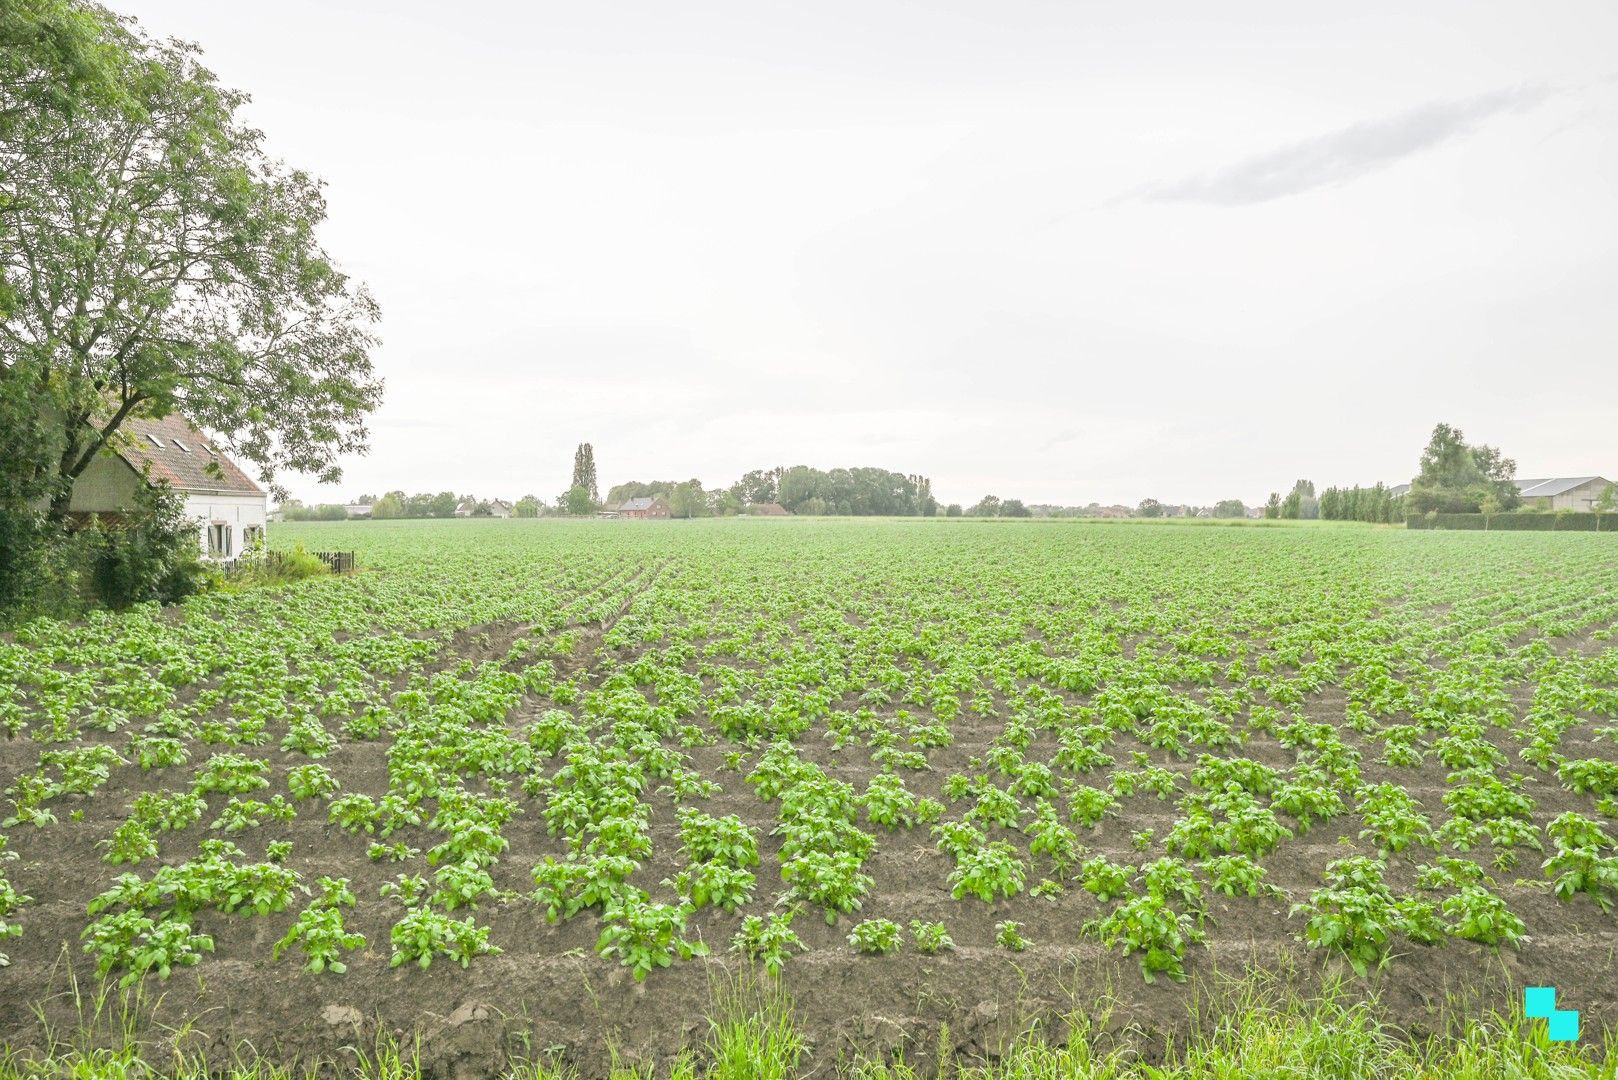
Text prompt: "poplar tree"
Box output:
[[571, 443, 598, 503]]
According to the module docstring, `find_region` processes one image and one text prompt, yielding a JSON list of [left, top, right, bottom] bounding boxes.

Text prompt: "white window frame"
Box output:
[[208, 522, 232, 558]]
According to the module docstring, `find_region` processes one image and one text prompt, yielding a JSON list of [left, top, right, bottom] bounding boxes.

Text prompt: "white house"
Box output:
[[66, 415, 268, 560]]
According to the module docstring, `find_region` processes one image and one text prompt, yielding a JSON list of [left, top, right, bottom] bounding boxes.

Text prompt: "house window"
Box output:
[[208, 523, 232, 558], [242, 525, 263, 550]]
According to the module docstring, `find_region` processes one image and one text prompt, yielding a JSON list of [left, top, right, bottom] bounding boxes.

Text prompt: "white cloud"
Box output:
[[1139, 85, 1553, 206]]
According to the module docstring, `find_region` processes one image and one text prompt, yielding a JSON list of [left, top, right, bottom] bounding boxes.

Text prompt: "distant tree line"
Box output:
[[279, 502, 357, 521], [1319, 484, 1403, 523], [370, 492, 452, 518], [280, 492, 550, 519], [604, 466, 940, 518], [1262, 424, 1528, 525], [773, 467, 938, 517], [602, 478, 740, 519], [284, 422, 1595, 529]]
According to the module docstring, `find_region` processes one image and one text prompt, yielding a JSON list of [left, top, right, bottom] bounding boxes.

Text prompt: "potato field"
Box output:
[[2, 519, 1616, 1075]]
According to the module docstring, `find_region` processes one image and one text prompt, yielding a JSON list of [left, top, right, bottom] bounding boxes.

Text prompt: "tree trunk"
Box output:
[[44, 434, 84, 525], [47, 482, 73, 522]]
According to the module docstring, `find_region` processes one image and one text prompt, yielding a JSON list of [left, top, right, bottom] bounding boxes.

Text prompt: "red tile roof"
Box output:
[[113, 415, 264, 496]]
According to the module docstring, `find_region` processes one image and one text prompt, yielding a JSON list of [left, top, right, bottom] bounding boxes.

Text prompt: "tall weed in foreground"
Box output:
[[2, 969, 1612, 1079]]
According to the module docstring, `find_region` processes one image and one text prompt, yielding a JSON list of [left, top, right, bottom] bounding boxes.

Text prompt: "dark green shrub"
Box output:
[[84, 481, 211, 608]]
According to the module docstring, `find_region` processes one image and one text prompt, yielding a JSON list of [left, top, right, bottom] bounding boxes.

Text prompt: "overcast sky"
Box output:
[[123, 0, 1618, 508]]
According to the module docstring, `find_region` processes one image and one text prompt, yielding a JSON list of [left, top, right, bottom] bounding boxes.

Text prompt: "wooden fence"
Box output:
[[312, 550, 358, 573], [227, 549, 358, 576]]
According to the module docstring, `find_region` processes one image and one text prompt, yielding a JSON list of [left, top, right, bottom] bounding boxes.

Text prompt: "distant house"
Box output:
[[615, 496, 670, 520], [744, 502, 790, 517], [1387, 483, 1412, 499], [343, 503, 373, 519], [1516, 477, 1613, 512], [65, 415, 266, 560], [452, 498, 514, 518]]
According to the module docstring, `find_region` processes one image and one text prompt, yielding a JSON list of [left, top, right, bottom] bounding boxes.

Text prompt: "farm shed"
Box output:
[[65, 415, 267, 560], [744, 502, 790, 516], [1515, 477, 1612, 512]]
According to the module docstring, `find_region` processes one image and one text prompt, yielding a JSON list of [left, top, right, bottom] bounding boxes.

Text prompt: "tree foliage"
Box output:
[[1319, 484, 1403, 524], [1, 4, 383, 514], [728, 468, 782, 506], [561, 485, 595, 516], [1406, 423, 1519, 515], [1280, 480, 1317, 520], [364, 492, 457, 519], [571, 444, 598, 503], [0, 0, 129, 131], [667, 479, 709, 520], [773, 466, 935, 517], [969, 495, 1002, 518]]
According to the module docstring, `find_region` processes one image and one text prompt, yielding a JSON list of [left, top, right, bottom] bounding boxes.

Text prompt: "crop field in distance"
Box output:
[[1, 518, 1616, 1076]]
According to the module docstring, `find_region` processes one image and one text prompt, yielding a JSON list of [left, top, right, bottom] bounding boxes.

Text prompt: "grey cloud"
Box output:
[[1140, 85, 1553, 206]]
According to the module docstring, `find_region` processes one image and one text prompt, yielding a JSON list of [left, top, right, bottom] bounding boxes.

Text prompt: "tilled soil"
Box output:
[[2, 617, 1616, 1078]]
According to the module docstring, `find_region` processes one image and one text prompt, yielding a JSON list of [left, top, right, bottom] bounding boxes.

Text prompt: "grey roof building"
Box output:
[[1513, 477, 1612, 512]]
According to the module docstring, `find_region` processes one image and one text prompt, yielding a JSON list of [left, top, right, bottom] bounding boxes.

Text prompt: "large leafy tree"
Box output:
[[667, 479, 709, 519], [728, 467, 782, 505], [1, 3, 382, 518], [560, 485, 595, 516], [1407, 423, 1519, 514]]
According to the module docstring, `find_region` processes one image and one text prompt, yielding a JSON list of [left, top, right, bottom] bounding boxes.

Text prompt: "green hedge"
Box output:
[[1407, 512, 1616, 531]]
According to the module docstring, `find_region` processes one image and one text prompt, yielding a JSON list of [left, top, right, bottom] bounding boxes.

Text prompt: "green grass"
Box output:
[[3, 976, 1610, 1080]]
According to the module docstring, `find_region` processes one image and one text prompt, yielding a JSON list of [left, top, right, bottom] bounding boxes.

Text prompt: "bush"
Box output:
[[83, 482, 210, 607], [0, 505, 62, 616], [227, 543, 331, 586], [1, 481, 209, 622], [1407, 513, 1614, 532]]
